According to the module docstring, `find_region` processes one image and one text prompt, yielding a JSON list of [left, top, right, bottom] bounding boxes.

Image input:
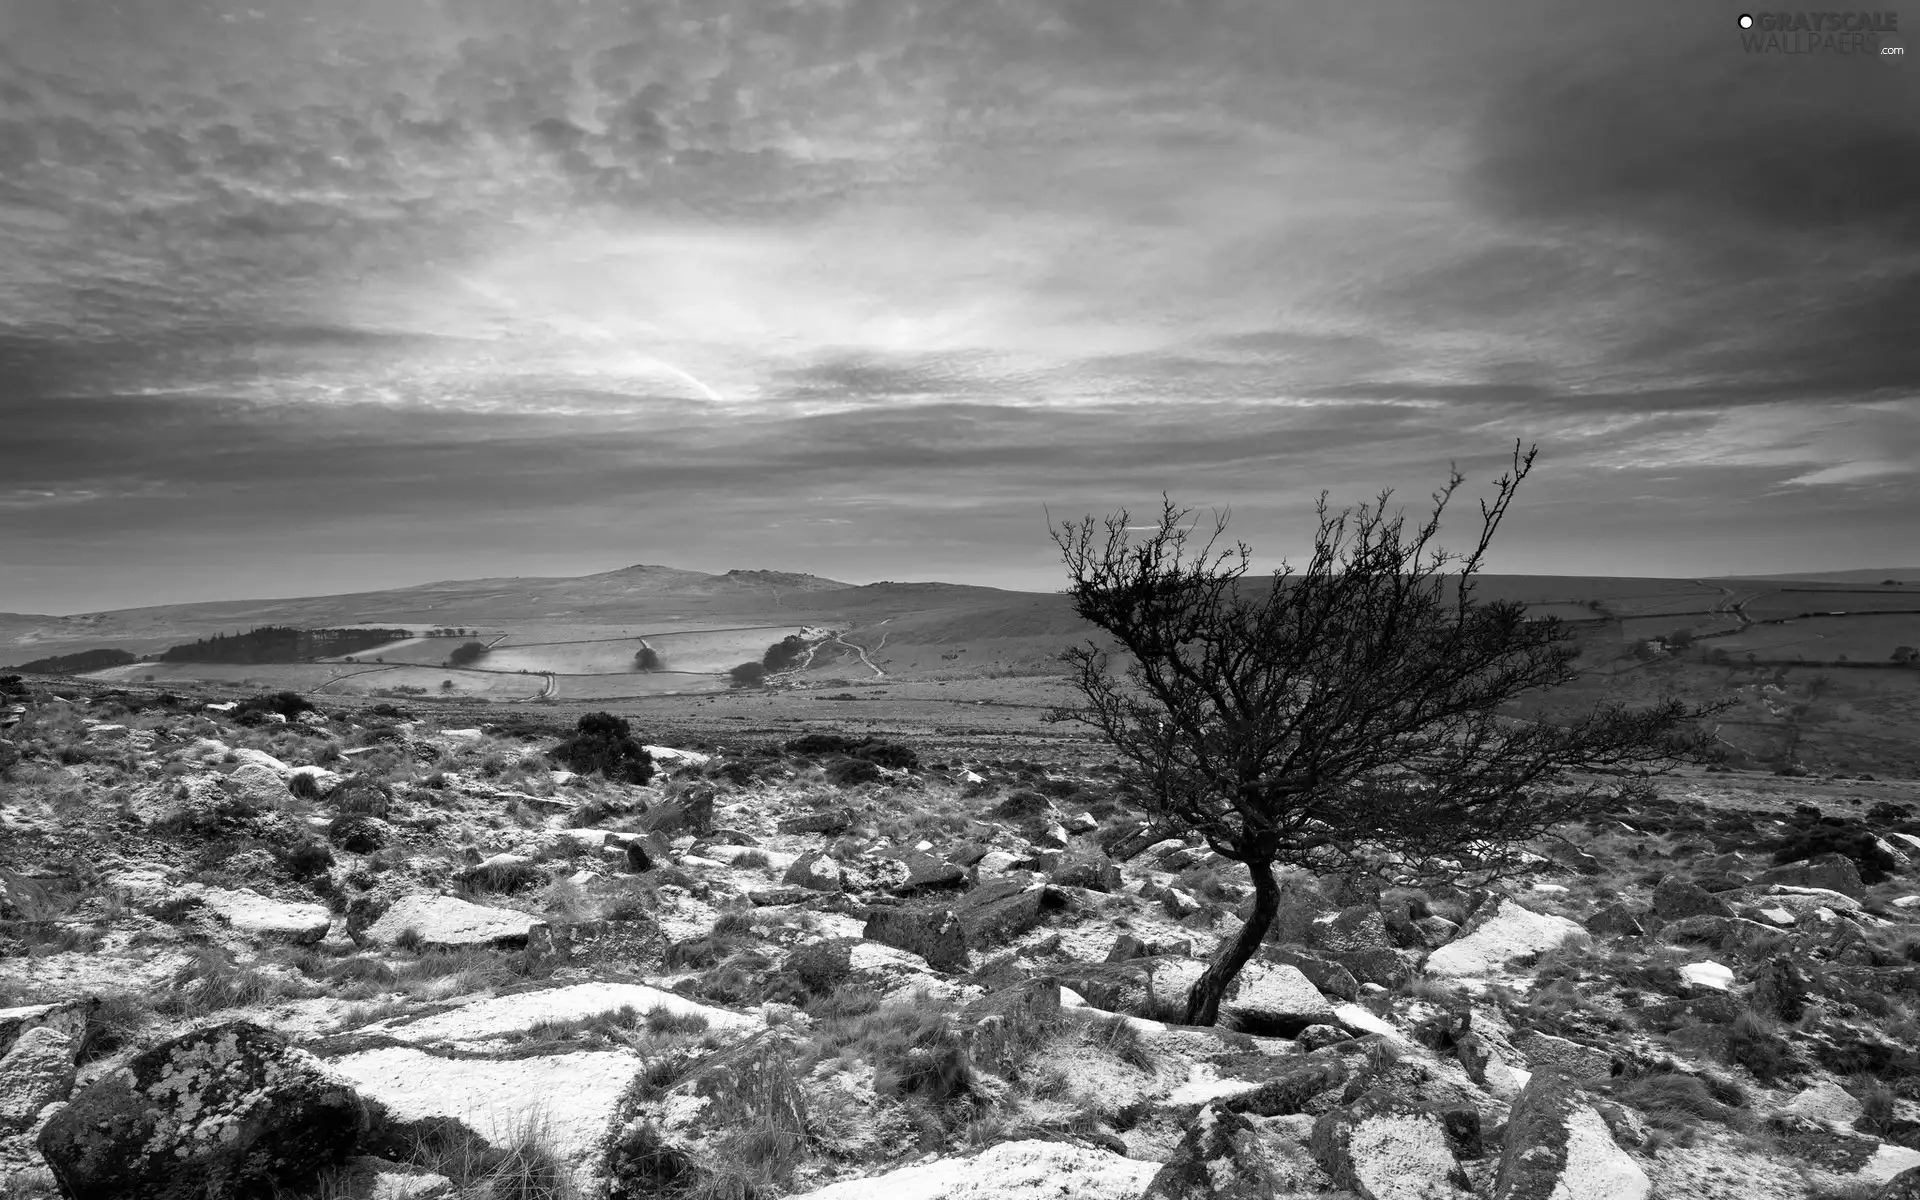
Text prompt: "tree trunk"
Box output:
[[1183, 857, 1279, 1026]]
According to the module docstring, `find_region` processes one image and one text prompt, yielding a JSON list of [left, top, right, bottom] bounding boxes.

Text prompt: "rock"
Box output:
[[1679, 961, 1733, 990], [1149, 959, 1334, 1037], [1310, 906, 1395, 954], [1658, 914, 1780, 946], [1582, 903, 1646, 938], [1107, 933, 1155, 962], [1755, 852, 1865, 900], [1750, 957, 1813, 1022], [1779, 1078, 1864, 1129], [1297, 1024, 1354, 1052], [749, 886, 818, 907], [1065, 812, 1099, 835], [362, 894, 546, 949], [0, 1002, 89, 1058], [892, 852, 969, 895], [536, 916, 667, 972], [1881, 1165, 1920, 1199], [1334, 947, 1410, 989], [1162, 887, 1203, 918], [1511, 1030, 1612, 1080], [1424, 897, 1587, 978], [38, 1021, 367, 1200], [954, 879, 1068, 948], [330, 1156, 454, 1199], [1311, 1087, 1473, 1199], [1493, 1071, 1650, 1200], [783, 851, 844, 892], [863, 907, 968, 972], [1222, 1057, 1352, 1118], [1263, 949, 1361, 1002], [1652, 876, 1734, 920], [0, 1025, 77, 1133], [778, 806, 855, 836], [1139, 1103, 1301, 1198], [1410, 917, 1460, 948], [230, 747, 294, 775], [196, 886, 333, 944], [1048, 852, 1121, 893], [781, 1138, 1159, 1199], [333, 1047, 632, 1175]]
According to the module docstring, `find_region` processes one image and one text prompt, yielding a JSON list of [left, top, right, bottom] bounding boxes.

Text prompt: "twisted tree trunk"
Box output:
[[1183, 858, 1280, 1026]]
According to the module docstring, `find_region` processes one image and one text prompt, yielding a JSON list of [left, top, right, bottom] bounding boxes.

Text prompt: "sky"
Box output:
[[2, 0, 1917, 614]]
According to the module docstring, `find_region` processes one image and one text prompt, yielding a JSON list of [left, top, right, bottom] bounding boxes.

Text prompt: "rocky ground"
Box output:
[[3, 683, 1920, 1199]]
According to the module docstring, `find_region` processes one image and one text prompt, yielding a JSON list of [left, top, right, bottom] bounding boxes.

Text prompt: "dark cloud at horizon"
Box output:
[[0, 0, 1915, 613]]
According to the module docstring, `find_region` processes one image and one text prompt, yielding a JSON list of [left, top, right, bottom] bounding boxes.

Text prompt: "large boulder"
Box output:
[[783, 851, 843, 892], [1140, 1103, 1319, 1198], [1150, 959, 1335, 1036], [362, 894, 546, 949], [953, 879, 1070, 948], [1310, 1088, 1473, 1199], [38, 1021, 367, 1200], [196, 886, 333, 945], [1424, 897, 1586, 978], [1308, 906, 1395, 954], [1492, 1071, 1650, 1200], [1651, 876, 1733, 920], [863, 907, 968, 972], [1881, 1165, 1920, 1199], [0, 1024, 77, 1133], [1756, 852, 1865, 900]]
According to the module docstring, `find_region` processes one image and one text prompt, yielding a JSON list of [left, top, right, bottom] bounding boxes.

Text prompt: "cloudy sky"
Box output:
[[3, 0, 1916, 613]]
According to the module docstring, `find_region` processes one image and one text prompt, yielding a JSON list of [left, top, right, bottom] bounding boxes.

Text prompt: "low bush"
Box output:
[[231, 691, 316, 726], [824, 757, 882, 787], [549, 713, 654, 785]]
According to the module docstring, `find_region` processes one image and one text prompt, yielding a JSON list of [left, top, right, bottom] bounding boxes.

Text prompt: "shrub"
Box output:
[[327, 773, 393, 817], [231, 691, 316, 725], [824, 757, 882, 787], [448, 641, 489, 667], [287, 772, 323, 802], [784, 732, 918, 770], [329, 812, 388, 853], [762, 635, 808, 672], [464, 859, 545, 894], [277, 839, 334, 879], [549, 712, 654, 785], [728, 662, 768, 688]]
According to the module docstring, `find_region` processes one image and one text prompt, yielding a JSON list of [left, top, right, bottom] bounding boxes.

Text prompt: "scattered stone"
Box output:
[[1493, 1071, 1650, 1200], [362, 894, 546, 949], [784, 851, 844, 892], [1778, 1078, 1864, 1129], [1139, 1102, 1301, 1198], [1583, 903, 1646, 938], [1755, 852, 1865, 900], [195, 886, 333, 944], [1311, 1087, 1473, 1200], [1424, 897, 1586, 978], [1680, 961, 1734, 991], [1652, 876, 1734, 920], [38, 1021, 367, 1200], [1512, 1030, 1612, 1080], [782, 1138, 1158, 1199], [778, 807, 856, 836]]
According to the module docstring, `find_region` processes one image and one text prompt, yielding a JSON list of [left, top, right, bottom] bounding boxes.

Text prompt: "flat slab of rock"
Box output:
[[1424, 898, 1586, 978], [784, 1138, 1159, 1199], [196, 886, 333, 944], [374, 982, 757, 1044], [327, 1046, 634, 1170], [1149, 959, 1334, 1036], [363, 894, 546, 948]]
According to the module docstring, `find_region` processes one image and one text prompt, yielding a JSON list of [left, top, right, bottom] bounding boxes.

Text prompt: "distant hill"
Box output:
[[1710, 568, 1920, 585]]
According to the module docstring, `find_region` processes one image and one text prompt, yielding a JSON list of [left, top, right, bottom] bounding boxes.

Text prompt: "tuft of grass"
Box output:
[[405, 1109, 579, 1200]]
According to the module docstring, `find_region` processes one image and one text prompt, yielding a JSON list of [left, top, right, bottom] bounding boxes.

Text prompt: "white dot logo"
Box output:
[[1738, 13, 1754, 27]]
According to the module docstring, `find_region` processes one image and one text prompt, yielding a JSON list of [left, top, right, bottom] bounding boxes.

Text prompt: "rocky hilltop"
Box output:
[[3, 682, 1920, 1199]]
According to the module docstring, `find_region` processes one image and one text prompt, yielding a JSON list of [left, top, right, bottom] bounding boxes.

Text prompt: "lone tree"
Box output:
[[634, 646, 662, 671], [1049, 445, 1724, 1026]]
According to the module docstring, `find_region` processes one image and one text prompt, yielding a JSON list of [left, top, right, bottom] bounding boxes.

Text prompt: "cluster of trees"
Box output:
[[10, 648, 137, 675], [447, 641, 490, 667], [762, 634, 809, 672], [424, 628, 476, 637], [159, 626, 409, 665]]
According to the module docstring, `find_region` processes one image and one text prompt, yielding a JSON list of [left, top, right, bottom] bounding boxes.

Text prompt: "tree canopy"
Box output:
[[1049, 444, 1724, 1025]]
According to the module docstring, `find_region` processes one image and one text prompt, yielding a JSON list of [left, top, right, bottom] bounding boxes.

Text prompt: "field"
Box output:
[[484, 627, 798, 676], [1710, 613, 1920, 661]]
